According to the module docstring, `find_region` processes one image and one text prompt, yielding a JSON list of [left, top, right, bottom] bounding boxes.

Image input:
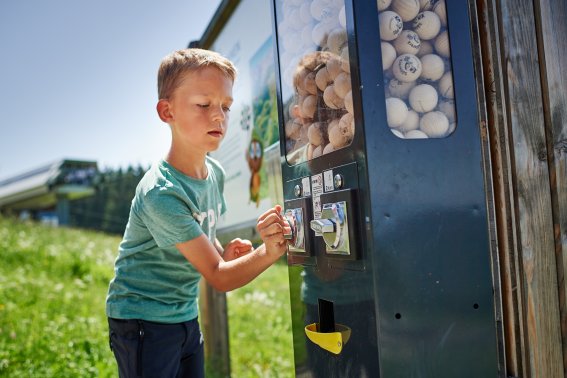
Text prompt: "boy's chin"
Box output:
[[206, 142, 222, 153]]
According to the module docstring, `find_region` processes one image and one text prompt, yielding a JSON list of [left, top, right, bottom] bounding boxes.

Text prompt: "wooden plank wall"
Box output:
[[534, 0, 567, 375], [474, 0, 567, 376]]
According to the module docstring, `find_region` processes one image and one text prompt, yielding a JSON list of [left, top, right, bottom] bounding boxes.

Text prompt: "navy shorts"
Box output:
[[108, 317, 204, 378]]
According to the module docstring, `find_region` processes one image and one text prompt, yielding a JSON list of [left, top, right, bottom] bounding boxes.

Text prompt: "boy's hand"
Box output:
[[257, 205, 291, 257], [223, 238, 253, 261]]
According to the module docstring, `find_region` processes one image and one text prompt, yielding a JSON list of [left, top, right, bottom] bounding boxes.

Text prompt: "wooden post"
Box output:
[[199, 280, 230, 377]]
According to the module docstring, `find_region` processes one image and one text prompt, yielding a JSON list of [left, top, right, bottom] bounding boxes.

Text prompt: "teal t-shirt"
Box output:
[[106, 157, 226, 323]]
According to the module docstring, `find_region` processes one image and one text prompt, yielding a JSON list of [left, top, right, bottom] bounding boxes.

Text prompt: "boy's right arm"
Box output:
[[176, 205, 290, 292]]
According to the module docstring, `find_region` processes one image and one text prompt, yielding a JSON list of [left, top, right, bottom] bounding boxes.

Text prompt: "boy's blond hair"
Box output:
[[157, 48, 237, 100]]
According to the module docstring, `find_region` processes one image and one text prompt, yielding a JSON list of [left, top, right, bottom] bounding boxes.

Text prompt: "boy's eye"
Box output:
[[198, 104, 209, 108], [223, 106, 231, 112]]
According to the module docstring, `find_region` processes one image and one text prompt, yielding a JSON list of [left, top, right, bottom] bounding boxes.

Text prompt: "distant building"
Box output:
[[0, 159, 98, 225]]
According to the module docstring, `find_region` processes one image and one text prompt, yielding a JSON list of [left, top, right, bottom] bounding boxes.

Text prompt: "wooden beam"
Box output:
[[468, 1, 508, 375], [497, 0, 563, 376], [533, 0, 567, 375], [474, 0, 526, 374]]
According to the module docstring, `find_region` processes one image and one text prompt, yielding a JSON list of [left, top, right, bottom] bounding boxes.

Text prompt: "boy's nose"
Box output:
[[211, 105, 227, 122]]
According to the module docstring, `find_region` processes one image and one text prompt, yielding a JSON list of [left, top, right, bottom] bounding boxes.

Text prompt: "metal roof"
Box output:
[[0, 159, 97, 209]]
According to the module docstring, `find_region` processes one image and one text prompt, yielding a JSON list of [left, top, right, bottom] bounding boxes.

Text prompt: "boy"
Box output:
[[105, 48, 290, 378]]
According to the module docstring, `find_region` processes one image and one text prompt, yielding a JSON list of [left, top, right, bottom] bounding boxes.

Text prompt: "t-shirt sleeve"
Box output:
[[140, 187, 204, 248]]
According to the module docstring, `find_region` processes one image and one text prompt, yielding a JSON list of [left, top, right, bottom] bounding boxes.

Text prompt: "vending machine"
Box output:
[[271, 0, 501, 376]]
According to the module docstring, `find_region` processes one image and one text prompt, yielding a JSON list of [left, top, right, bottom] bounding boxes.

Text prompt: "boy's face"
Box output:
[[163, 66, 234, 154]]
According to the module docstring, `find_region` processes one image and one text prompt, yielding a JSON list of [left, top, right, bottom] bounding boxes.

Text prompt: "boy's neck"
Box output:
[[165, 149, 208, 180]]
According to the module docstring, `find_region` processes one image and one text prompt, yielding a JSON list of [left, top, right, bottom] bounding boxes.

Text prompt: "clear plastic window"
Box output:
[[378, 0, 456, 139], [275, 0, 354, 165]]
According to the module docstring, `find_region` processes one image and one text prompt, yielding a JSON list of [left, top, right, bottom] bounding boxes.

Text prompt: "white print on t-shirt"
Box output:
[[197, 204, 223, 240]]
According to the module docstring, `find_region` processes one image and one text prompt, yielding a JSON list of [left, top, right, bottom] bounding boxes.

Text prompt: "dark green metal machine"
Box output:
[[271, 0, 500, 376]]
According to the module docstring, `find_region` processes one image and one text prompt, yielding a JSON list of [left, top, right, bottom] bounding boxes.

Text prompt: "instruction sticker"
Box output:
[[323, 169, 334, 192], [311, 173, 323, 220], [302, 176, 311, 197]]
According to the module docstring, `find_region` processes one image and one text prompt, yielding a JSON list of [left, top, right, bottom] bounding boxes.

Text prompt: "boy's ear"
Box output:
[[156, 99, 173, 122]]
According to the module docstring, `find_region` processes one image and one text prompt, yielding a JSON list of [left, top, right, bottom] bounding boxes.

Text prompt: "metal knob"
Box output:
[[310, 202, 346, 250], [284, 208, 305, 250]]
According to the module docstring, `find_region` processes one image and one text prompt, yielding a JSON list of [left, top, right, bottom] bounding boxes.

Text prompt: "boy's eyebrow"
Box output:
[[192, 93, 233, 102]]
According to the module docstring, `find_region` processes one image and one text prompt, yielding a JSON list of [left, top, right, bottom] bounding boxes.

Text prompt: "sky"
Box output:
[[0, 0, 221, 181]]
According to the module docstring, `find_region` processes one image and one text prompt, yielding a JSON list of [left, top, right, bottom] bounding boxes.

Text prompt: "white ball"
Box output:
[[393, 30, 421, 55], [433, 0, 447, 27], [280, 49, 293, 65], [413, 11, 441, 40], [388, 78, 416, 99], [438, 71, 454, 98], [438, 99, 456, 122], [278, 19, 290, 36], [381, 42, 397, 70], [409, 83, 438, 112], [379, 11, 404, 41], [327, 28, 348, 54], [417, 40, 434, 57], [378, 0, 393, 11], [302, 25, 316, 49], [340, 46, 351, 72], [339, 6, 346, 28], [391, 129, 405, 138], [344, 91, 354, 113], [386, 97, 409, 127], [420, 53, 445, 81], [313, 145, 324, 158], [323, 143, 336, 154], [326, 56, 343, 78], [419, 0, 436, 10], [448, 122, 456, 134], [312, 21, 335, 46], [334, 71, 351, 98], [392, 54, 422, 82], [405, 129, 428, 138], [288, 9, 304, 31], [434, 30, 450, 57], [397, 109, 420, 132], [324, 85, 345, 109], [299, 3, 313, 24], [310, 0, 334, 22], [328, 0, 344, 9], [420, 111, 449, 137], [283, 32, 302, 53], [391, 0, 420, 22]]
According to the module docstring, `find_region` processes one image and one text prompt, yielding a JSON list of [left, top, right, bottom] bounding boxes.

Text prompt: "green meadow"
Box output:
[[0, 216, 295, 377]]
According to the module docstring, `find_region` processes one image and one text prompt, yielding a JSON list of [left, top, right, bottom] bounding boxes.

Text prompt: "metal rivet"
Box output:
[[294, 184, 302, 197], [333, 174, 344, 189]]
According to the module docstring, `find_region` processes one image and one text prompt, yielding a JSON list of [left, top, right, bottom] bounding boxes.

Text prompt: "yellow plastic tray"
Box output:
[[304, 323, 351, 355]]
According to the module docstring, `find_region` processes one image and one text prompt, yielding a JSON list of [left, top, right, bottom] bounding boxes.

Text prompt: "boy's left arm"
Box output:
[[216, 238, 253, 261]]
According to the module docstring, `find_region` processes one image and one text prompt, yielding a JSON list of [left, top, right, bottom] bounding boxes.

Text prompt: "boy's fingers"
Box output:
[[258, 223, 287, 239], [257, 205, 284, 222], [257, 213, 286, 230], [259, 222, 285, 237]]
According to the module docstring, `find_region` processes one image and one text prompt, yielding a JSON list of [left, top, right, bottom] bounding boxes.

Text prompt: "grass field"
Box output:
[[0, 216, 295, 377]]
